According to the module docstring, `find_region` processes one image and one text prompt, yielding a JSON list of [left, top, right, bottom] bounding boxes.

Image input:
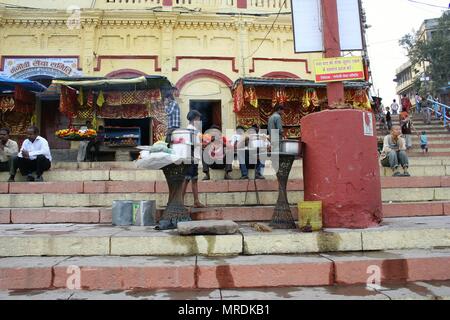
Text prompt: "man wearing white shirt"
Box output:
[[10, 126, 52, 182]]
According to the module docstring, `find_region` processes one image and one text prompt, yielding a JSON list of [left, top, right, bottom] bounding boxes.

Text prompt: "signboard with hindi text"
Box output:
[[313, 56, 364, 83], [0, 57, 82, 79]]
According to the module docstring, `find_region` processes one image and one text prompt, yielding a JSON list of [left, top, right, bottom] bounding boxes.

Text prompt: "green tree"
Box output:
[[399, 12, 450, 95]]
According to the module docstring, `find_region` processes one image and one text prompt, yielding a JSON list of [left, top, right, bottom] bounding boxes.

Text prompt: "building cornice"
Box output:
[[0, 7, 293, 31]]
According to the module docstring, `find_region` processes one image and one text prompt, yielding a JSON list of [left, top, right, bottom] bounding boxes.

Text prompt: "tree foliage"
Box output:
[[399, 12, 450, 94]]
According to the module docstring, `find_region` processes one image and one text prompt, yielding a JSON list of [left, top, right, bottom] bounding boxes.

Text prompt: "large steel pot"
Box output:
[[280, 139, 301, 156], [171, 129, 194, 145]]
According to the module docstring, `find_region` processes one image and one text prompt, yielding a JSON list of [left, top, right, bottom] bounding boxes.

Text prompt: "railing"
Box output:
[[426, 98, 450, 129], [248, 0, 290, 10]]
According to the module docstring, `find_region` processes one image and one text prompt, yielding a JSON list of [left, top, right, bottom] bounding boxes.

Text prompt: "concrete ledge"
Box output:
[[361, 217, 450, 250], [0, 224, 117, 257], [241, 227, 363, 254], [110, 228, 243, 256], [0, 217, 448, 257]]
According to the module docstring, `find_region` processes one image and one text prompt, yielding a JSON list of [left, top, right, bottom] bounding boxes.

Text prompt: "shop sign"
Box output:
[[0, 57, 82, 79], [313, 56, 364, 83]]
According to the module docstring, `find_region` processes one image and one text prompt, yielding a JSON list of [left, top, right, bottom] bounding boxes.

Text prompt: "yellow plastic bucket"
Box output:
[[298, 201, 323, 231]]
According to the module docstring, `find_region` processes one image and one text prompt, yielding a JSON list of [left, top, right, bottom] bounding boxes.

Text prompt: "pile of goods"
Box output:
[[106, 137, 137, 147], [55, 128, 96, 141], [135, 141, 181, 170]]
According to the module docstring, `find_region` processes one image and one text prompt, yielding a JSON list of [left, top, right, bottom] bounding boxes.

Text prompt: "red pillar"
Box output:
[[301, 1, 383, 229], [237, 0, 247, 9], [321, 0, 345, 105], [163, 0, 173, 6]]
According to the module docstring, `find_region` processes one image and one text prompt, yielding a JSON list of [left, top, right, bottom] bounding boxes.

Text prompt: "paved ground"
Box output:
[[0, 281, 448, 300]]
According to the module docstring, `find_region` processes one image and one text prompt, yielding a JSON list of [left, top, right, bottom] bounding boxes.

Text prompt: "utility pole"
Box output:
[[321, 0, 345, 105]]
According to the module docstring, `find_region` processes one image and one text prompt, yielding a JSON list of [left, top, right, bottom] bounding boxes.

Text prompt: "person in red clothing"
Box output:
[[401, 94, 412, 114]]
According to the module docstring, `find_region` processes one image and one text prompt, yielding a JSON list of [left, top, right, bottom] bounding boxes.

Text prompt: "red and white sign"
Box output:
[[314, 56, 364, 83], [0, 57, 82, 79]]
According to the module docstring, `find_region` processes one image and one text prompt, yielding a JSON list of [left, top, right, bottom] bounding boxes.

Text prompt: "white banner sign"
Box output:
[[291, 0, 324, 53], [0, 57, 83, 79], [291, 0, 363, 53], [337, 0, 363, 50]]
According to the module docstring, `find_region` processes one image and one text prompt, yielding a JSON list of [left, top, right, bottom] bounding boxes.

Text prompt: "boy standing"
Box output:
[[182, 110, 206, 208], [420, 131, 428, 154]]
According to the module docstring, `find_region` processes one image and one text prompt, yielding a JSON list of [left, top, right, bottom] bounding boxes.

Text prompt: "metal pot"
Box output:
[[280, 139, 300, 155], [171, 129, 194, 145]]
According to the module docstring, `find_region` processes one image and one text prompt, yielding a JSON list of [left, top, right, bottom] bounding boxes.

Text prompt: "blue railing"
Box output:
[[426, 99, 450, 129]]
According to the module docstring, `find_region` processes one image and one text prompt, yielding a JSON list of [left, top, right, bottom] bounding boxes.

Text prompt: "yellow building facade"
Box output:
[[0, 0, 322, 147]]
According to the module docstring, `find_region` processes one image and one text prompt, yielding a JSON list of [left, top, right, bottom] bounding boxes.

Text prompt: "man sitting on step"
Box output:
[[9, 126, 52, 182], [380, 125, 410, 177], [0, 128, 18, 179]]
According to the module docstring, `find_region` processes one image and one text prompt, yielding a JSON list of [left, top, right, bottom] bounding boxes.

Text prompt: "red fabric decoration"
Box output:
[[98, 104, 149, 119], [272, 87, 287, 106], [59, 86, 77, 121], [86, 90, 94, 108], [233, 80, 244, 113]]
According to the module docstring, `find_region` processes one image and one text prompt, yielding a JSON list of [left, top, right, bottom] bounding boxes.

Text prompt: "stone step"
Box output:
[[0, 249, 448, 291], [1, 176, 449, 194], [1, 280, 449, 300], [0, 217, 448, 257], [1, 200, 449, 225], [378, 134, 450, 139], [1, 163, 450, 182], [0, 185, 450, 208]]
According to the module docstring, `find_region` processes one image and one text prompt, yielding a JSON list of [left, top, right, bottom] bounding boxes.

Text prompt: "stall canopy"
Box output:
[[0, 76, 47, 93], [52, 76, 175, 142], [52, 76, 173, 92], [234, 77, 370, 89]]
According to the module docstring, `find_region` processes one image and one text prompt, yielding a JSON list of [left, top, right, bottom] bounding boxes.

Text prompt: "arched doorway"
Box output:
[[176, 69, 234, 131]]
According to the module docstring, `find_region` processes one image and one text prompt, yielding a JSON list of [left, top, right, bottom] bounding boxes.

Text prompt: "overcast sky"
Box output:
[[362, 0, 448, 102]]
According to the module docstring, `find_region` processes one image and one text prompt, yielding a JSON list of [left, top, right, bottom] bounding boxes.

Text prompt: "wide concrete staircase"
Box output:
[[0, 114, 449, 298]]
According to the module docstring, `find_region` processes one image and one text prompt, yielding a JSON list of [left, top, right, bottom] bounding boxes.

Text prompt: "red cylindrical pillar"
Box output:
[[322, 0, 345, 105], [301, 109, 382, 228]]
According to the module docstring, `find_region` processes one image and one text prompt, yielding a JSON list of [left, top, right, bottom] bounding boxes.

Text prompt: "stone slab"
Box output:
[[241, 225, 363, 254], [321, 249, 450, 285], [0, 224, 119, 256], [0, 256, 68, 290], [0, 209, 10, 224], [11, 208, 100, 224], [177, 220, 239, 235], [196, 255, 333, 288], [53, 256, 196, 290], [9, 182, 84, 194]]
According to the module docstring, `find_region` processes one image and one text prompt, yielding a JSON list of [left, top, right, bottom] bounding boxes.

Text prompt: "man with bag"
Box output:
[[380, 125, 410, 177]]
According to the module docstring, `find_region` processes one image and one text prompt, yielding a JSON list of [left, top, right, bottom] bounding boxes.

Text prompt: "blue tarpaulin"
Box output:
[[0, 76, 47, 93]]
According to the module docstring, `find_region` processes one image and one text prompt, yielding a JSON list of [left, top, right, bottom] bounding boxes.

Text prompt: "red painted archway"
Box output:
[[175, 69, 233, 94], [105, 68, 147, 78], [262, 71, 300, 79]]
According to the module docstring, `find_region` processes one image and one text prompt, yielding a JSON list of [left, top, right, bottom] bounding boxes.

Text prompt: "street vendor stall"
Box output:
[[52, 76, 174, 160], [0, 76, 47, 145], [232, 77, 371, 138]]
